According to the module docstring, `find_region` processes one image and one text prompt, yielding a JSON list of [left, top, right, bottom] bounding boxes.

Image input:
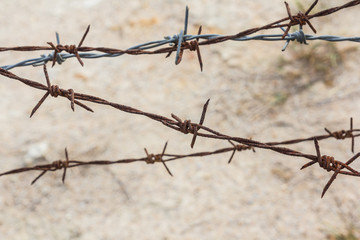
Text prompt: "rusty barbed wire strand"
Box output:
[[1, 67, 360, 197], [0, 1, 360, 70], [1, 66, 359, 158], [0, 138, 359, 198], [0, 142, 255, 184]]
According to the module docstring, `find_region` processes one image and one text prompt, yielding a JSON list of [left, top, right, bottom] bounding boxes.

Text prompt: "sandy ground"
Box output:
[[1, 0, 360, 239]]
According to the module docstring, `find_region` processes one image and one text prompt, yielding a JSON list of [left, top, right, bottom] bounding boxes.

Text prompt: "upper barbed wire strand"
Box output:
[[0, 1, 360, 70]]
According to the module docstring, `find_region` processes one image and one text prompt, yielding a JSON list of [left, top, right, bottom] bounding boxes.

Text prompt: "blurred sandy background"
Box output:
[[0, 0, 360, 239]]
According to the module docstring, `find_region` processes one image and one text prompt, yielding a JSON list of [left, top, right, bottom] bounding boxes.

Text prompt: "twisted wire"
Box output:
[[1, 32, 359, 70]]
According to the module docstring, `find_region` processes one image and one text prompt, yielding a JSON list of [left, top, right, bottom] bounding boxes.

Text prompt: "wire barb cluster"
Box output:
[[282, 0, 317, 39], [324, 118, 355, 153], [168, 7, 204, 71], [227, 140, 256, 164], [144, 142, 173, 176], [31, 148, 70, 185], [168, 99, 209, 148], [1, 0, 360, 198], [301, 139, 360, 198], [47, 25, 90, 67], [30, 65, 93, 117]]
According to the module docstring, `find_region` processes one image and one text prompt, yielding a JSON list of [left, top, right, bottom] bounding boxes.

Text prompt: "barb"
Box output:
[[168, 98, 209, 149], [281, 0, 317, 39], [280, 25, 308, 51], [144, 142, 173, 176], [325, 118, 355, 153], [165, 6, 204, 71], [30, 65, 90, 117], [47, 25, 90, 67], [175, 6, 189, 65], [31, 148, 70, 185], [1, 1, 360, 70], [28, 65, 93, 117], [227, 140, 255, 164], [301, 139, 360, 198]]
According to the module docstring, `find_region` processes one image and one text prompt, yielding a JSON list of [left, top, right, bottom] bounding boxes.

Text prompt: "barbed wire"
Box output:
[[1, 0, 360, 198], [1, 30, 359, 71], [0, 1, 359, 71], [1, 65, 360, 197]]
